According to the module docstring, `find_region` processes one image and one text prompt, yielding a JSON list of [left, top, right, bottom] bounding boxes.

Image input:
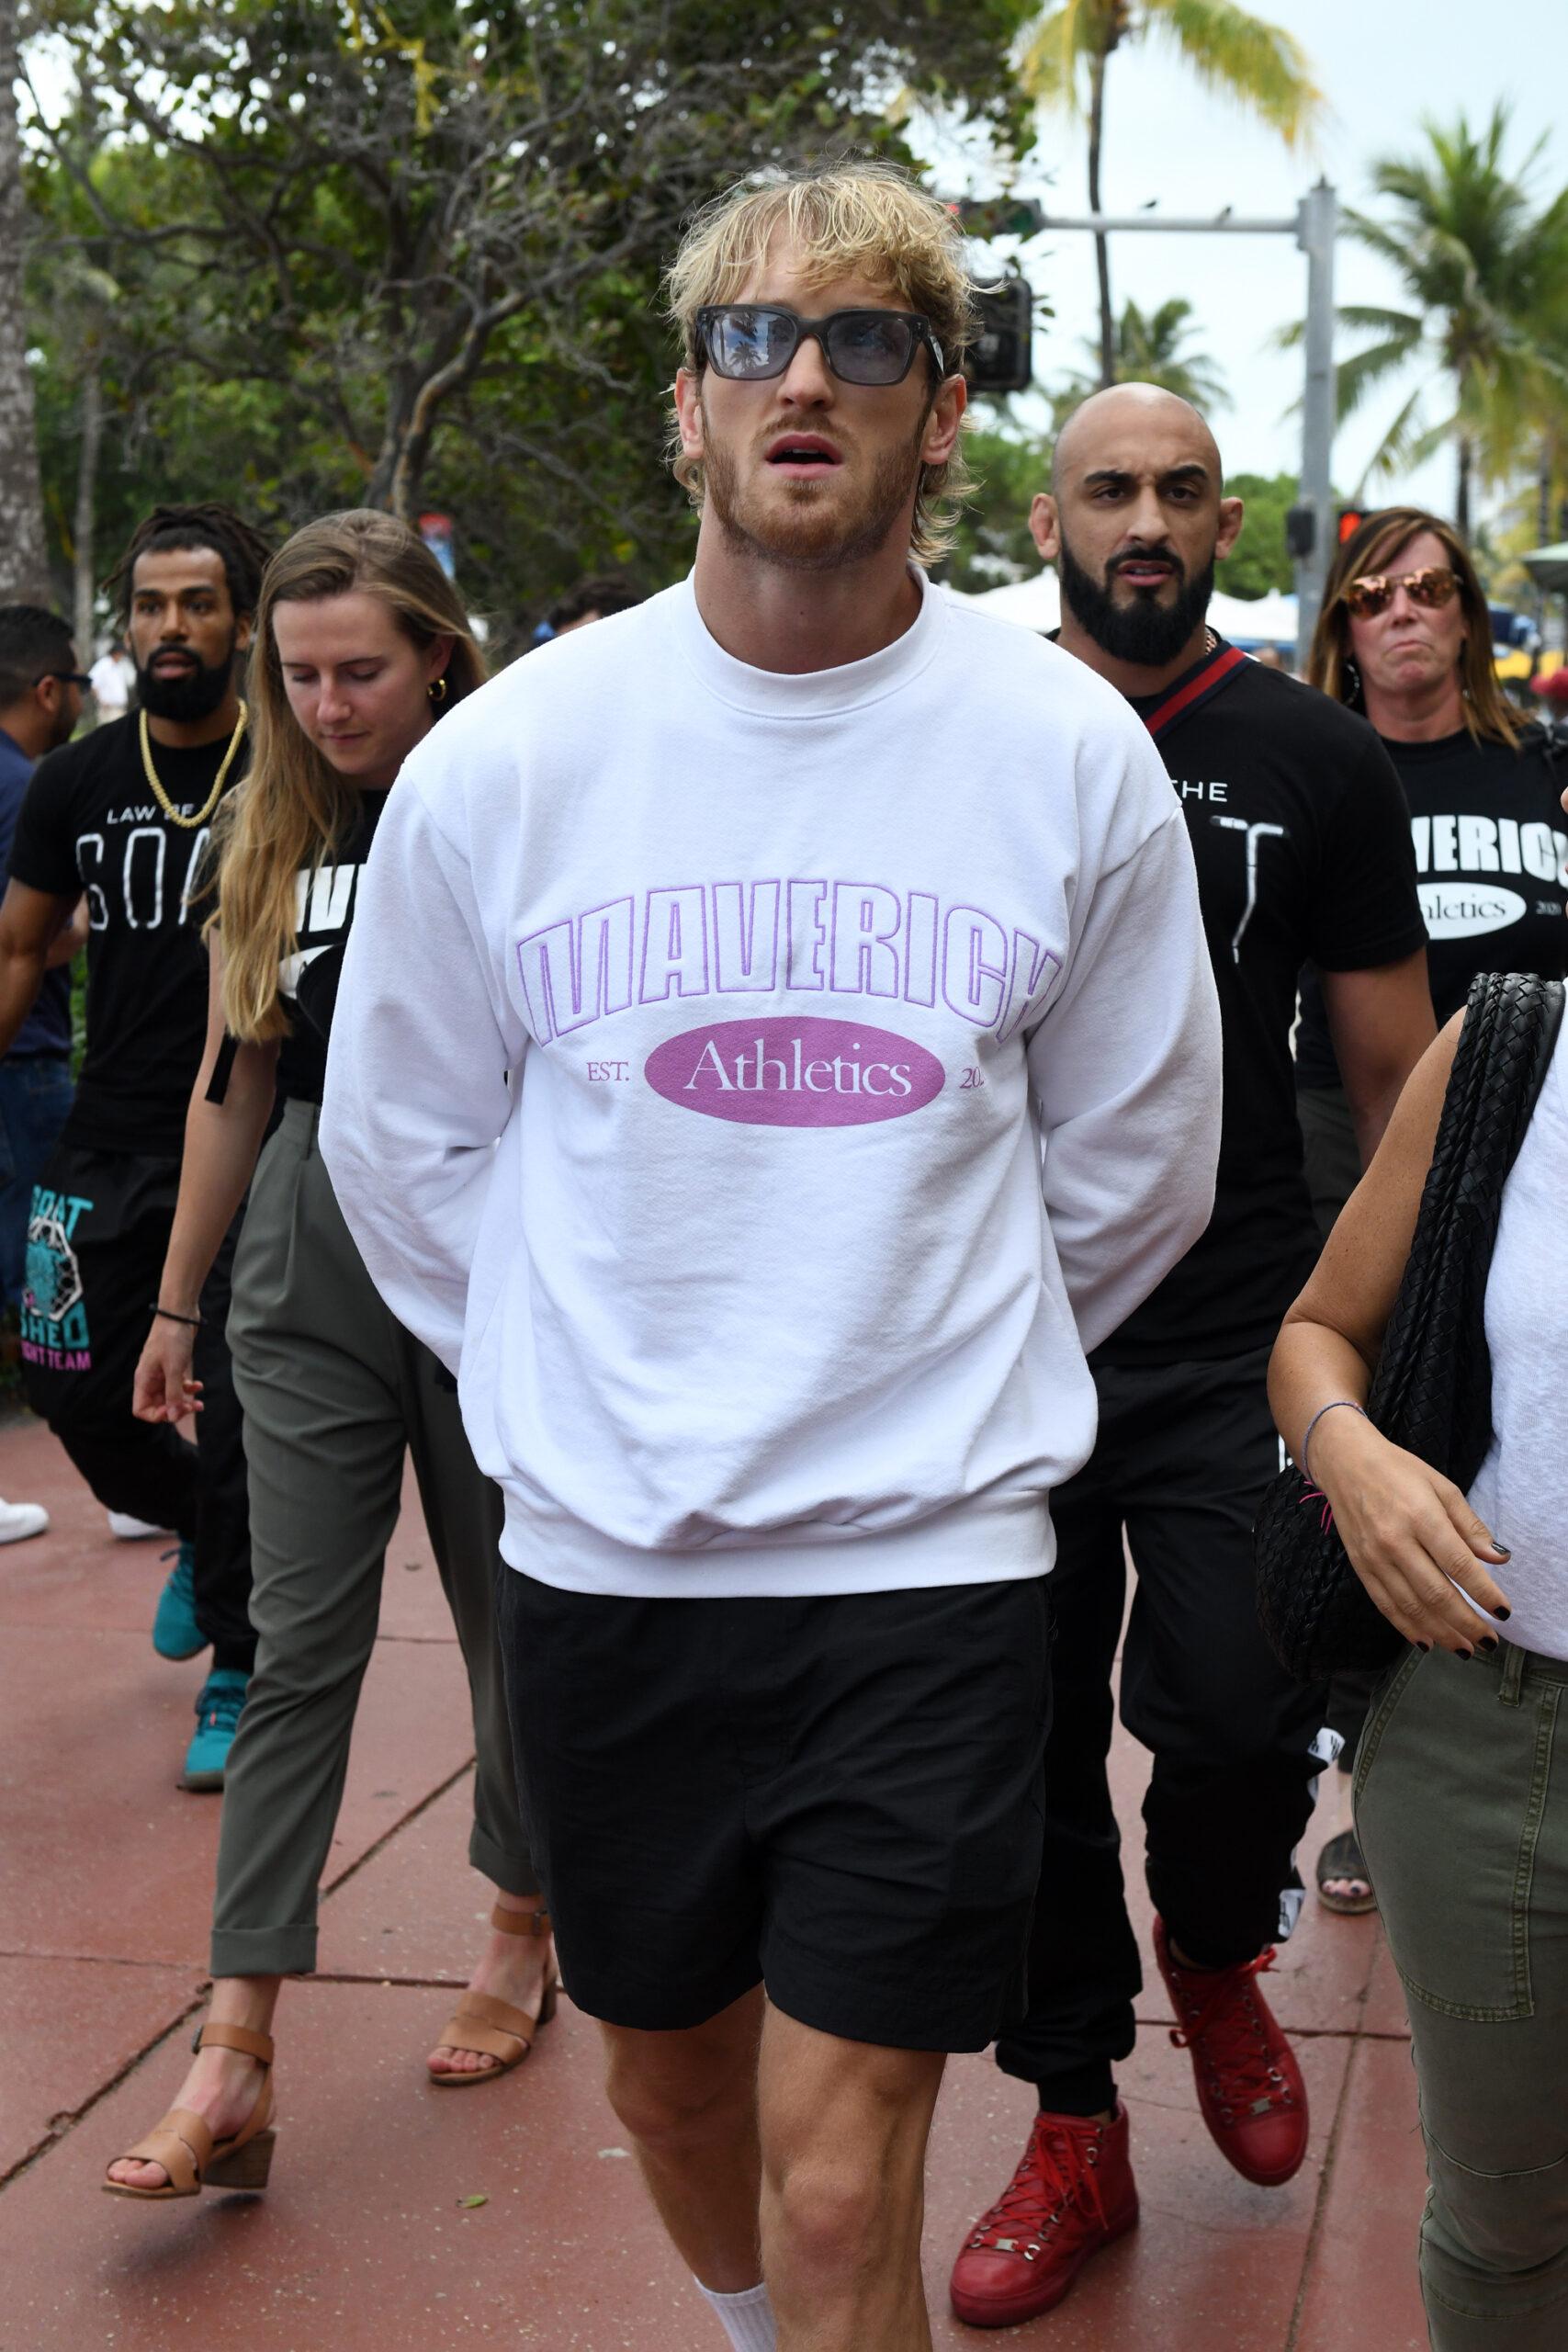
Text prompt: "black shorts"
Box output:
[[497, 1571, 1051, 2051]]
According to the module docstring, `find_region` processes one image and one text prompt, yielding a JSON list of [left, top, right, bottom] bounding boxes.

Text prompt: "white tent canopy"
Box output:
[[953, 568, 1297, 653]]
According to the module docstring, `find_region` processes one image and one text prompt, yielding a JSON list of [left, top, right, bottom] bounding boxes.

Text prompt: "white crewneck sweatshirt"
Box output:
[[321, 573, 1221, 1599]]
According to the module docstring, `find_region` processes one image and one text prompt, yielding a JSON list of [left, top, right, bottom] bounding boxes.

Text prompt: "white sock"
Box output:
[[695, 2278, 777, 2351]]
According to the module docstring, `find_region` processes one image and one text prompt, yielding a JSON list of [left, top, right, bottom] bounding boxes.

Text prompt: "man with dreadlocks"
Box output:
[[0, 503, 271, 1788]]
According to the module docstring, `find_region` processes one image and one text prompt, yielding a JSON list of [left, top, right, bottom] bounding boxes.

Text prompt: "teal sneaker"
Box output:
[[152, 1541, 205, 1660], [179, 1668, 249, 1792]]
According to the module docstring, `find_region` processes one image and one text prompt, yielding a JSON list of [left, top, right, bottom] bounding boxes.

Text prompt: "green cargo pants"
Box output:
[[1356, 1639, 1568, 2348], [211, 1099, 537, 1978]]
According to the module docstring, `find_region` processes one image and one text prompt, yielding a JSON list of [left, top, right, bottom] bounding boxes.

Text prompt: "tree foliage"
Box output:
[[1220, 469, 1300, 599], [1, 0, 50, 599], [1051, 294, 1227, 426], [20, 0, 1038, 639], [944, 423, 1052, 590], [1328, 106, 1568, 537]]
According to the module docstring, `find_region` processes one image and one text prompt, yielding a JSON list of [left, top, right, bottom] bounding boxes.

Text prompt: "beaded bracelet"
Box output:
[[150, 1304, 202, 1329], [1302, 1399, 1367, 1487]]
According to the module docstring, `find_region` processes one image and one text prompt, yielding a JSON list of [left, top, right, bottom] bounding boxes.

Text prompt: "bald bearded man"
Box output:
[[951, 388, 1438, 2329]]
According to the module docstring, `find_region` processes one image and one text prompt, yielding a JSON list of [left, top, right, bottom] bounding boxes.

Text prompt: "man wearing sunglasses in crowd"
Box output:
[[949, 385, 1438, 2331], [1292, 507, 1568, 1917], [321, 164, 1222, 2352]]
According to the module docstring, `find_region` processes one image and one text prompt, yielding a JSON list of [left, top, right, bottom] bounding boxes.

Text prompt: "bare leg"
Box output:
[[106, 1974, 280, 2190], [601, 1987, 767, 2292], [427, 1884, 556, 2078], [759, 2007, 945, 2352]]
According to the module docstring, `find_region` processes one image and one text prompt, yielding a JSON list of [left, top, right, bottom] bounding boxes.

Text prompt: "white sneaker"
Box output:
[[107, 1511, 170, 1540], [0, 1497, 50, 1543]]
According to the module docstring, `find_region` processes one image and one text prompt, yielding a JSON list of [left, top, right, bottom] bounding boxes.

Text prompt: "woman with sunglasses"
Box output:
[[104, 512, 554, 2204], [1296, 506, 1568, 1915]]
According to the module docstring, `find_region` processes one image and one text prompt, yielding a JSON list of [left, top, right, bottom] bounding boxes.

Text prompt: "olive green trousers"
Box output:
[[211, 1099, 536, 1978], [1357, 1640, 1568, 2348]]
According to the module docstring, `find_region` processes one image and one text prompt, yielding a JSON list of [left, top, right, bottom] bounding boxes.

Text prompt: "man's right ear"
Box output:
[[1030, 492, 1060, 564]]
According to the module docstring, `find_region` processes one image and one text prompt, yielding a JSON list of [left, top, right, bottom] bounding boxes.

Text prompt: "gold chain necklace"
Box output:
[[138, 702, 248, 830]]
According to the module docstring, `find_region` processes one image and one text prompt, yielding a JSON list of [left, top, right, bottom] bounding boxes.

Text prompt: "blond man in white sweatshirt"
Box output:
[[321, 164, 1222, 2352]]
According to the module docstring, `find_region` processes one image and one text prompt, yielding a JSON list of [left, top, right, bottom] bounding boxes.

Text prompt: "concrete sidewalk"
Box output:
[[0, 1409, 1429, 2350]]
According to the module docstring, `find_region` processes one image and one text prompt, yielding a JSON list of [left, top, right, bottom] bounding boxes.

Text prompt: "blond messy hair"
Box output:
[[665, 160, 978, 568]]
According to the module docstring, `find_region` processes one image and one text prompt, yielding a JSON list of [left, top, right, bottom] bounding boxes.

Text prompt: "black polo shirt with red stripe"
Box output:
[[1100, 637, 1425, 1364]]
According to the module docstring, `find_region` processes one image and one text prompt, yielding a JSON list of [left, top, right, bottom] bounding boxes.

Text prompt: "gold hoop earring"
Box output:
[[429, 676, 447, 706]]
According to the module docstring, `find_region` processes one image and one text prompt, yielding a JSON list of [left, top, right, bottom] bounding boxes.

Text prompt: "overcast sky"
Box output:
[[942, 0, 1564, 522]]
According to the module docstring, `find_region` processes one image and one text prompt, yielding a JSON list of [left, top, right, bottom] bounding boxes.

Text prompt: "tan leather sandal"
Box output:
[[104, 2022, 276, 2199], [428, 1902, 558, 2087]]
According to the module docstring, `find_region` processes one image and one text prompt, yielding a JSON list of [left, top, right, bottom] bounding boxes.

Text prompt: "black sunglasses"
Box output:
[[36, 671, 92, 692], [695, 305, 945, 387]]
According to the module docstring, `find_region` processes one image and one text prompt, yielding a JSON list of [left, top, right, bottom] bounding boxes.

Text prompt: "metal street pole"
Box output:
[[1294, 182, 1338, 670]]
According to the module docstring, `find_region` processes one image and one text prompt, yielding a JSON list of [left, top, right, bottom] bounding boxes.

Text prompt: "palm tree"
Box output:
[[1333, 107, 1568, 538], [1052, 295, 1228, 426], [1019, 2, 1321, 390]]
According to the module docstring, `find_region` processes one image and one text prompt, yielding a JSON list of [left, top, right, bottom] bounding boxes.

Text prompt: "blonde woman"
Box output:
[[104, 512, 554, 2203]]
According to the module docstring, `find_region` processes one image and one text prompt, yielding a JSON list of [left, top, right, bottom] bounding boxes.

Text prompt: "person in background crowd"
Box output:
[[0, 605, 90, 1544], [88, 639, 135, 721], [0, 506, 267, 1786], [531, 571, 645, 646], [1529, 665, 1568, 725], [1298, 506, 1568, 1915], [1254, 642, 1287, 672], [1269, 811, 1568, 2345], [319, 165, 1222, 2352], [949, 386, 1435, 2332], [103, 509, 550, 2208]]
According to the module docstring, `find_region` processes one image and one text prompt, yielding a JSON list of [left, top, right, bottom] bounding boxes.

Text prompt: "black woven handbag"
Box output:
[[1256, 970, 1565, 1681]]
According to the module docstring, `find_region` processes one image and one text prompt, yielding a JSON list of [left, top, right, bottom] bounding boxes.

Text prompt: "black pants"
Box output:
[[20, 1138, 254, 1669], [995, 1346, 1327, 2096]]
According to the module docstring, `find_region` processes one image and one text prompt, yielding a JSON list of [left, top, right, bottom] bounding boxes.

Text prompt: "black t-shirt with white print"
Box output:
[[276, 788, 388, 1103], [1098, 645, 1426, 1366], [1295, 724, 1568, 1089], [8, 715, 248, 1158]]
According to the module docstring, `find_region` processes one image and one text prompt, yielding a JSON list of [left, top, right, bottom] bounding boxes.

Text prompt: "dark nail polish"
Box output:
[[1416, 1640, 1432, 1653], [1494, 1545, 1512, 1562], [1494, 1606, 1512, 1622], [1457, 1648, 1474, 1662], [1479, 1636, 1499, 1653]]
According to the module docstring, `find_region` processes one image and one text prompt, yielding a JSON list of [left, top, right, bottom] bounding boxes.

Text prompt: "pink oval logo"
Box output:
[[645, 1016, 945, 1127]]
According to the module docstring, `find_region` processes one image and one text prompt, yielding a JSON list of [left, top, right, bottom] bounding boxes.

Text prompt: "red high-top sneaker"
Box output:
[[949, 2103, 1139, 2328], [1154, 1915, 1309, 2187]]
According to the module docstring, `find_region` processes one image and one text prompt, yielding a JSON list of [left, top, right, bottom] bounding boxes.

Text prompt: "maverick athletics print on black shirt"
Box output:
[[1296, 725, 1568, 1091], [1103, 642, 1426, 1367]]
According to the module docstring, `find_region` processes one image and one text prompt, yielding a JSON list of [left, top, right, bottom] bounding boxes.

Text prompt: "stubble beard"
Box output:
[[702, 402, 929, 574]]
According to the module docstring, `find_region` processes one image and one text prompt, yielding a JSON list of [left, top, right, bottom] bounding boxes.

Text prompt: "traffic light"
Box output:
[[953, 198, 1046, 241], [965, 280, 1034, 395], [1337, 506, 1378, 544]]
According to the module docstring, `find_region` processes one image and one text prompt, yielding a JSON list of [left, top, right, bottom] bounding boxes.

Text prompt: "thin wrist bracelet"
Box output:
[[150, 1304, 201, 1329], [1302, 1399, 1367, 1487]]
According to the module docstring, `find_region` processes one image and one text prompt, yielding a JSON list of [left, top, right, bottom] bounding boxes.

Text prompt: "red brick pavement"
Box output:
[[0, 1410, 1429, 2349]]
